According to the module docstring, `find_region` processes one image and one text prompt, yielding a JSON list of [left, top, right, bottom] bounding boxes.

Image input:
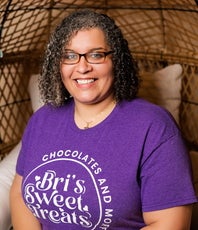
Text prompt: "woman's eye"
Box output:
[[64, 53, 77, 60], [89, 53, 104, 59]]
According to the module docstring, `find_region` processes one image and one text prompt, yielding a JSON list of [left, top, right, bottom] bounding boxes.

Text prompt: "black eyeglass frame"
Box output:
[[61, 51, 113, 65]]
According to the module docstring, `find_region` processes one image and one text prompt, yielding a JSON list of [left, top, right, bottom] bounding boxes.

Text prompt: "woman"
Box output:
[[10, 9, 197, 230]]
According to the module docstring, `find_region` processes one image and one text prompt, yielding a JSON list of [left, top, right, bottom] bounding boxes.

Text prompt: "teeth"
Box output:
[[76, 79, 94, 84]]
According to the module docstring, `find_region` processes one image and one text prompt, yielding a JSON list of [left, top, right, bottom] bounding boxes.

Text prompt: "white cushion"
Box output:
[[0, 142, 21, 230], [0, 74, 43, 230], [138, 64, 183, 124], [28, 74, 43, 112]]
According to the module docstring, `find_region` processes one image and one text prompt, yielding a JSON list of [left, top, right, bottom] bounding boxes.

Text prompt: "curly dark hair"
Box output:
[[40, 9, 140, 106]]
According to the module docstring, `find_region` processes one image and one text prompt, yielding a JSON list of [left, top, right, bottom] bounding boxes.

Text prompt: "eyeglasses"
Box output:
[[61, 51, 113, 65]]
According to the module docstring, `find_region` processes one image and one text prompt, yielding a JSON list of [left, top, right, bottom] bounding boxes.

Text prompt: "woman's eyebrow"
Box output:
[[64, 47, 106, 52], [89, 47, 106, 51], [64, 49, 75, 52]]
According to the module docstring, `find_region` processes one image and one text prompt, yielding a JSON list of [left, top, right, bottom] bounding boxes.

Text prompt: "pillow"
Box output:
[[138, 64, 183, 124], [28, 74, 43, 112], [0, 74, 43, 230], [0, 142, 21, 230]]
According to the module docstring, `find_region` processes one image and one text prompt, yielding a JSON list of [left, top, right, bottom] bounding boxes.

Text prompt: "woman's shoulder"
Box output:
[[34, 99, 73, 115], [28, 100, 73, 125], [121, 98, 172, 118], [118, 98, 179, 132]]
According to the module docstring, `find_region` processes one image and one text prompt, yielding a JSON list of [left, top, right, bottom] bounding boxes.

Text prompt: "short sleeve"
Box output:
[[141, 131, 197, 212]]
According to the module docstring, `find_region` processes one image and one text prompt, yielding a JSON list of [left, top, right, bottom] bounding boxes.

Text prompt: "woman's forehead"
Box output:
[[66, 28, 108, 50]]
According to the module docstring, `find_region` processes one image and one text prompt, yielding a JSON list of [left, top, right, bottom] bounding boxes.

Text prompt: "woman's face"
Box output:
[[60, 28, 114, 105]]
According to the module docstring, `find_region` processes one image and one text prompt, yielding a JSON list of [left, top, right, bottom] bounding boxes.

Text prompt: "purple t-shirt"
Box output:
[[16, 98, 197, 229]]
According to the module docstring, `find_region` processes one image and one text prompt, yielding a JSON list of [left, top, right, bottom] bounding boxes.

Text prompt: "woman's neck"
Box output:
[[74, 97, 116, 129]]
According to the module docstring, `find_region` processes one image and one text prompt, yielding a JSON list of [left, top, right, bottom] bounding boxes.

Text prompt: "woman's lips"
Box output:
[[76, 79, 96, 85]]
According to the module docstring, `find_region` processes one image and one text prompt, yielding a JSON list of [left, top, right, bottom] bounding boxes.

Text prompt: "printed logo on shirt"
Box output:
[[22, 148, 113, 229]]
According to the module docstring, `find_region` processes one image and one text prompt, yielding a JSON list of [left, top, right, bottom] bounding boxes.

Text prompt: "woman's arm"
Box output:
[[141, 205, 192, 230], [10, 173, 41, 230]]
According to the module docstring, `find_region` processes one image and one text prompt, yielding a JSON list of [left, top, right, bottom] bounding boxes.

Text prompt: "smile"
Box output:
[[76, 79, 95, 85]]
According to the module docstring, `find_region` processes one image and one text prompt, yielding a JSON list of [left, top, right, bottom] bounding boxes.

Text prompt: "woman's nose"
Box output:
[[76, 56, 92, 73]]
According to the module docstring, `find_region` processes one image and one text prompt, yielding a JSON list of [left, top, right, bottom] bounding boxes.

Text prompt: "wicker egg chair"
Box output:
[[0, 0, 198, 228]]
